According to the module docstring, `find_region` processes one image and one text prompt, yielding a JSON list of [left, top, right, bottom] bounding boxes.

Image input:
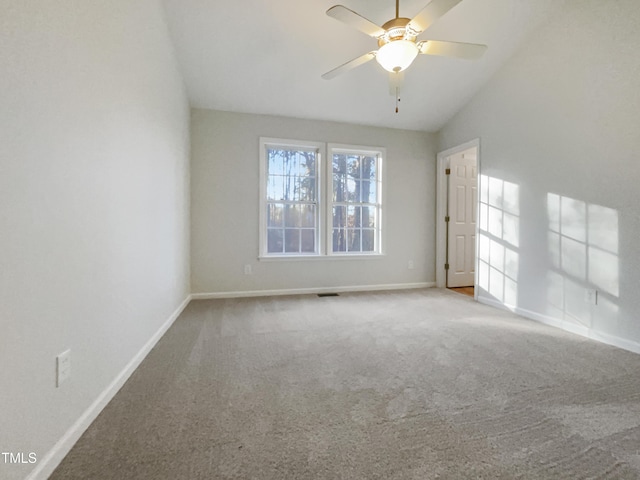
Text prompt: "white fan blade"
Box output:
[[326, 5, 385, 38], [388, 71, 404, 96], [407, 0, 463, 35], [417, 40, 487, 59], [322, 51, 377, 80]]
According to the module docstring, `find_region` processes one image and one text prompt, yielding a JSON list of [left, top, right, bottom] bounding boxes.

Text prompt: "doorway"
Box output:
[[436, 140, 479, 298]]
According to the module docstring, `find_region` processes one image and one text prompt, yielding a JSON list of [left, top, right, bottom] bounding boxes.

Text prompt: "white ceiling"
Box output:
[[162, 0, 561, 132]]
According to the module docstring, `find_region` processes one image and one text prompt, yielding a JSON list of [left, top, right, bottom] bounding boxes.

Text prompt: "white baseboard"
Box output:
[[26, 295, 192, 480], [478, 295, 640, 355], [191, 282, 435, 300]]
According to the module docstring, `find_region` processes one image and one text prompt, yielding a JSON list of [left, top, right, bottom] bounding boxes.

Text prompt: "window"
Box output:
[[329, 145, 383, 255], [260, 139, 321, 256], [259, 138, 383, 258]]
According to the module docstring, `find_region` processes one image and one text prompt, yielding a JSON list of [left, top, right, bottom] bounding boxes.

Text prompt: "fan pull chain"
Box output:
[[395, 87, 401, 113]]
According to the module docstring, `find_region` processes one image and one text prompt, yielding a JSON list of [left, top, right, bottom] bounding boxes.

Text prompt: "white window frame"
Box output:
[[327, 144, 385, 256], [259, 138, 324, 258], [259, 138, 385, 259]]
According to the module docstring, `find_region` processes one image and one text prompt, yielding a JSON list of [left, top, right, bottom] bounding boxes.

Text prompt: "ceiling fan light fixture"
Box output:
[[375, 40, 419, 73]]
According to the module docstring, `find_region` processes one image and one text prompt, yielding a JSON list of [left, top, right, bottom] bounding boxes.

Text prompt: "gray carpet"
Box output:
[[51, 289, 640, 479]]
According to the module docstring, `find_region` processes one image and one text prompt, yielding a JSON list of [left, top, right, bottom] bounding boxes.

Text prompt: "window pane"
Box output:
[[333, 154, 347, 175], [347, 229, 361, 252], [333, 229, 346, 252], [275, 150, 297, 178], [347, 206, 360, 228], [333, 206, 346, 228], [269, 149, 314, 175], [362, 229, 375, 252], [285, 205, 299, 228], [267, 229, 283, 253], [288, 152, 300, 176], [269, 149, 317, 202], [290, 177, 300, 202], [282, 174, 296, 201], [361, 206, 376, 228], [301, 229, 315, 253], [347, 155, 360, 178], [345, 177, 358, 201], [333, 173, 348, 202], [268, 150, 285, 175], [360, 180, 376, 203], [353, 178, 363, 200], [267, 204, 283, 227], [300, 205, 315, 228], [297, 176, 316, 201], [267, 175, 284, 200], [284, 229, 300, 253], [362, 156, 376, 179], [299, 152, 316, 176]]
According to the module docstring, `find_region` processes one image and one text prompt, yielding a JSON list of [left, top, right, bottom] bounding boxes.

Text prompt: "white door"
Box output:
[[447, 149, 477, 287]]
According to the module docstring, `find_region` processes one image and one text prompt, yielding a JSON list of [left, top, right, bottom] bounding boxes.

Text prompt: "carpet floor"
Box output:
[[51, 289, 640, 479]]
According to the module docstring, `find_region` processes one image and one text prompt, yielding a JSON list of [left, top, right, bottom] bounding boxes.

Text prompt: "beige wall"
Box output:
[[0, 1, 190, 478], [191, 109, 436, 295]]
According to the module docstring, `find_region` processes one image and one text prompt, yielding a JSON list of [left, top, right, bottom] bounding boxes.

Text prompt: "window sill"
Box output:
[[258, 253, 386, 262]]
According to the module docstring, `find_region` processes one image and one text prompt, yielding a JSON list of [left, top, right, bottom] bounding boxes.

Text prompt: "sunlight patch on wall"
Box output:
[[546, 193, 619, 328], [478, 175, 520, 307]]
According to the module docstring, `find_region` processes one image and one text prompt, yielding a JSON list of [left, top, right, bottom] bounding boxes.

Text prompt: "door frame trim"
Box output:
[[435, 138, 480, 296]]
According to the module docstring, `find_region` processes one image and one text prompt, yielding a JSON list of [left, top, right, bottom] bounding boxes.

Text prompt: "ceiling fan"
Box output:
[[322, 0, 487, 99]]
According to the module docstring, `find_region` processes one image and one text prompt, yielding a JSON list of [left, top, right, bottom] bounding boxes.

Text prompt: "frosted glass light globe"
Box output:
[[375, 40, 419, 73]]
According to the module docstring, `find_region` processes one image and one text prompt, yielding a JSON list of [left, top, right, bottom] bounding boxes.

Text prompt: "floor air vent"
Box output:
[[317, 293, 339, 297]]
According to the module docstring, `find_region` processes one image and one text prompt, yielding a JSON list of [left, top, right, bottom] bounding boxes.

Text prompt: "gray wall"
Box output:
[[191, 109, 436, 294], [0, 1, 190, 479], [438, 0, 640, 348]]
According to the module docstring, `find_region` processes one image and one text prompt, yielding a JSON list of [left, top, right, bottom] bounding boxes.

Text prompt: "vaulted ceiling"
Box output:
[[162, 0, 562, 132]]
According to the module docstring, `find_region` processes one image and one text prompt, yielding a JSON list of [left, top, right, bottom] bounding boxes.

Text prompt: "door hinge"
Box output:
[[445, 168, 451, 175], [445, 216, 450, 223], [445, 263, 450, 270]]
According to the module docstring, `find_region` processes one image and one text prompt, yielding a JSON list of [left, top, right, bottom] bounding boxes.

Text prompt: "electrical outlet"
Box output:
[[584, 289, 598, 305], [408, 260, 414, 270], [244, 264, 252, 275], [56, 349, 71, 387]]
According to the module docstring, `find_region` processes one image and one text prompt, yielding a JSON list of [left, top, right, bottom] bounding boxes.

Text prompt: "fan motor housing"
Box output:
[[378, 17, 416, 47]]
